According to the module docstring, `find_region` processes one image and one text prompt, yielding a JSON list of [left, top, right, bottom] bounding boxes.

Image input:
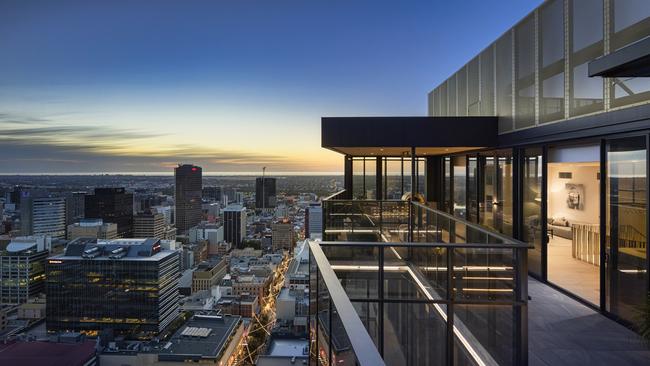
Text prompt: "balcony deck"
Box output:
[[528, 278, 650, 366]]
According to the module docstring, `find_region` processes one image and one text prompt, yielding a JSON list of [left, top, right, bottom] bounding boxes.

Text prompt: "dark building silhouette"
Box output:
[[223, 204, 246, 247], [175, 164, 202, 233], [84, 188, 133, 238], [202, 186, 222, 202], [255, 177, 276, 209]]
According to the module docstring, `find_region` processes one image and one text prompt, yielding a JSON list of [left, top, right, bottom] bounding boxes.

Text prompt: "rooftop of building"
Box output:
[[49, 237, 175, 261], [0, 340, 96, 366], [256, 355, 309, 366], [158, 314, 241, 361], [224, 203, 245, 211], [267, 337, 309, 358]]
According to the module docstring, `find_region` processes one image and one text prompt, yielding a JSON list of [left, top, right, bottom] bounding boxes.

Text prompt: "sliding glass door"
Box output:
[[606, 136, 648, 325]]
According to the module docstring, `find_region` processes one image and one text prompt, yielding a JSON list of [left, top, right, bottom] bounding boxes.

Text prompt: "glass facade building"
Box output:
[[46, 238, 179, 339], [319, 1, 650, 364]]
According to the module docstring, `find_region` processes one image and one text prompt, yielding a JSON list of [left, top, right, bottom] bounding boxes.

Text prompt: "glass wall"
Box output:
[[444, 157, 452, 213], [523, 148, 544, 277], [352, 158, 376, 199], [468, 156, 478, 223], [453, 156, 467, 219], [496, 150, 514, 237], [606, 136, 648, 325], [515, 15, 536, 129], [570, 0, 604, 116], [539, 0, 565, 123], [479, 155, 496, 230]]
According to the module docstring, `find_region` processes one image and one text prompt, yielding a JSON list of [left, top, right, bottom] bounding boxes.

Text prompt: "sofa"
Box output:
[[547, 217, 573, 240]]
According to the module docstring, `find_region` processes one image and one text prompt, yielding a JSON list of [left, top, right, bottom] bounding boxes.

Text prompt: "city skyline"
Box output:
[[0, 0, 541, 173]]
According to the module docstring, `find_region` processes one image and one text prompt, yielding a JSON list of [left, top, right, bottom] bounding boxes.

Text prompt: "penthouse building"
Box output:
[[46, 238, 179, 339], [314, 2, 650, 365]]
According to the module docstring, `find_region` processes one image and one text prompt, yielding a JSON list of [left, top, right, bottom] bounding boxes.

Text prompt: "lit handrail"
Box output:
[[411, 201, 532, 248], [309, 240, 386, 366]]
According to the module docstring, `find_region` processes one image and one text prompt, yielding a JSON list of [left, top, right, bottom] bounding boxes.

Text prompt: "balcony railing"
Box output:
[[310, 190, 531, 366]]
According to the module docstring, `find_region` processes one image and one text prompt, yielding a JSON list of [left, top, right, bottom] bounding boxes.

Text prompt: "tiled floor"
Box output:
[[547, 236, 600, 305], [529, 278, 650, 366]]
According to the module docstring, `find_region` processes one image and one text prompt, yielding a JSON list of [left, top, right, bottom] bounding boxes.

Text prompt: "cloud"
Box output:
[[0, 111, 325, 173]]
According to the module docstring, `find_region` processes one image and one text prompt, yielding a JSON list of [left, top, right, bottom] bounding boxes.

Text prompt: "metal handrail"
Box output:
[[309, 240, 386, 366], [319, 240, 531, 249], [411, 201, 532, 248], [322, 189, 347, 201]]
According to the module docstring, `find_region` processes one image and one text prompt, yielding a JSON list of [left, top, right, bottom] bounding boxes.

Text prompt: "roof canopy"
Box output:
[[589, 36, 650, 77], [322, 116, 498, 156]]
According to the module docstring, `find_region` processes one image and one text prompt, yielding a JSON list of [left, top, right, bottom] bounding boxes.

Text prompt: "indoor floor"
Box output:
[[547, 236, 600, 305]]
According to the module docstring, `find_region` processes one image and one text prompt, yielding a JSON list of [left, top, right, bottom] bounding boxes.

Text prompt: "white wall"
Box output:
[[548, 164, 599, 224]]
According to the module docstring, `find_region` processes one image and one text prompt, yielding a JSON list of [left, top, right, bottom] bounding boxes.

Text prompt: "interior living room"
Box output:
[[546, 143, 600, 305]]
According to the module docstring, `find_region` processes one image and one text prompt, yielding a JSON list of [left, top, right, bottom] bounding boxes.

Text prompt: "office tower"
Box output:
[[0, 236, 51, 304], [65, 191, 86, 226], [271, 219, 294, 252], [84, 188, 133, 238], [223, 204, 246, 247], [305, 204, 323, 239], [202, 186, 222, 202], [46, 238, 179, 339], [20, 197, 67, 239], [133, 209, 166, 239], [67, 219, 118, 240], [175, 164, 202, 234], [255, 177, 277, 209]]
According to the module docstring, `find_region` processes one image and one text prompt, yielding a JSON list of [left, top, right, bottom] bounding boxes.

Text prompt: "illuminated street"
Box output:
[[230, 251, 292, 366]]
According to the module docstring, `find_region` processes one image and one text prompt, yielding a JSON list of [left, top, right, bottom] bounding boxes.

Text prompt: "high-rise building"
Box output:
[[223, 204, 246, 247], [175, 164, 202, 234], [0, 236, 51, 305], [255, 177, 277, 209], [133, 209, 166, 239], [65, 191, 86, 226], [67, 219, 118, 240], [46, 238, 179, 339], [20, 197, 67, 239], [305, 204, 322, 239], [271, 219, 294, 252], [84, 188, 133, 238]]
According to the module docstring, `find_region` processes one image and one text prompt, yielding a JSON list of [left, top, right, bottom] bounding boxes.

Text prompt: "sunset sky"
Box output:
[[0, 0, 541, 174]]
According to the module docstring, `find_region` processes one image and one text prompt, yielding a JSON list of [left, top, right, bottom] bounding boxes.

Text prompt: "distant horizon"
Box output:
[[0, 171, 343, 176]]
